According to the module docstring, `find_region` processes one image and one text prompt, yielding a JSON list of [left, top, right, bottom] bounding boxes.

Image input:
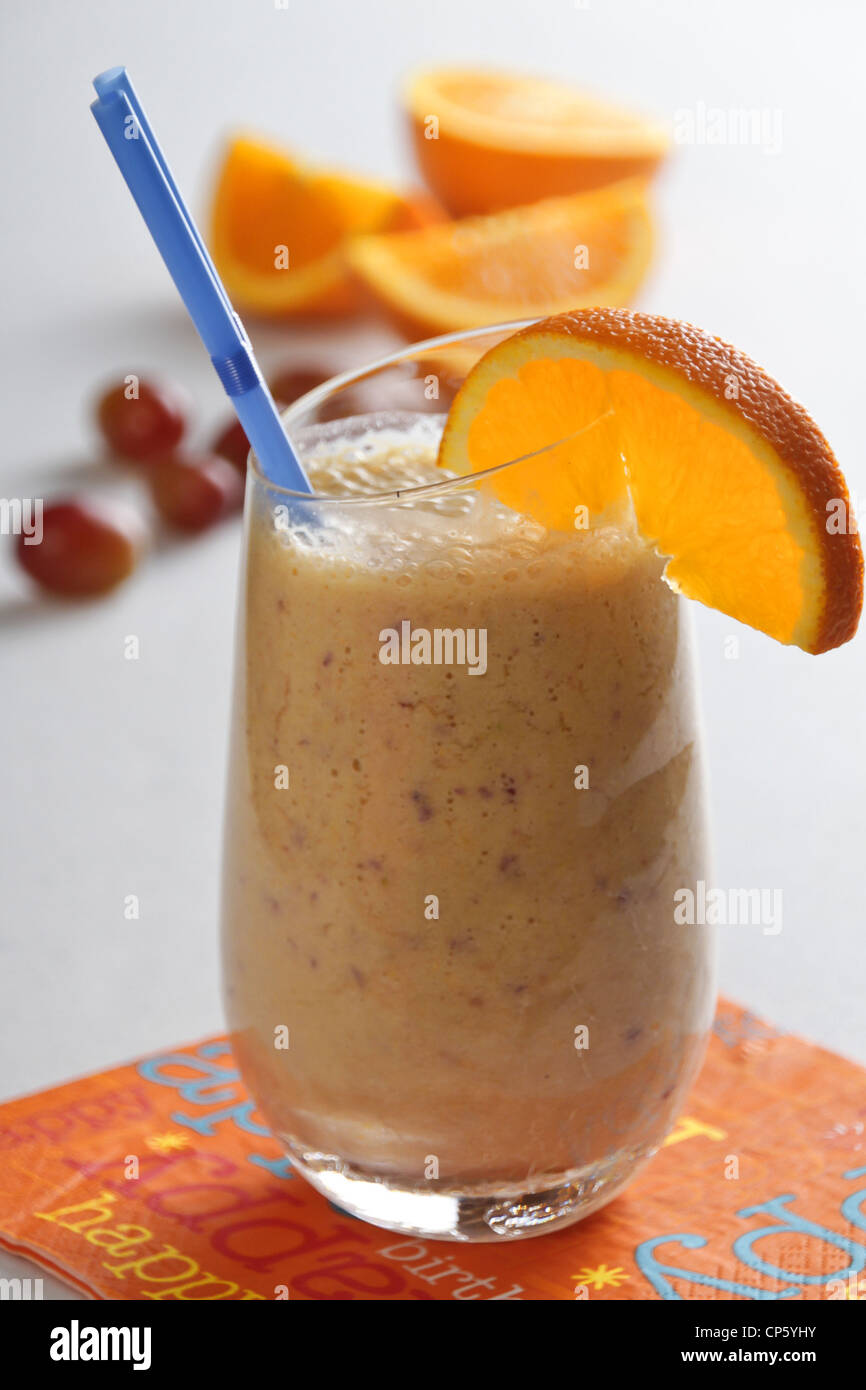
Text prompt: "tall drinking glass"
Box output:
[[221, 324, 715, 1241]]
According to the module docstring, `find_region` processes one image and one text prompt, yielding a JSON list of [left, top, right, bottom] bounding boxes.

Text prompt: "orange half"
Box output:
[[438, 309, 862, 653], [405, 66, 670, 216]]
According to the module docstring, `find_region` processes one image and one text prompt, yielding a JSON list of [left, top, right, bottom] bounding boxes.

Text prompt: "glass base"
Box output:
[[284, 1142, 652, 1242]]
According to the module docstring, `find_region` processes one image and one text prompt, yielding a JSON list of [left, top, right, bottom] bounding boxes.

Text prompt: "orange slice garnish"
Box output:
[[438, 309, 863, 653], [345, 181, 652, 338], [209, 136, 443, 317], [404, 66, 669, 216]]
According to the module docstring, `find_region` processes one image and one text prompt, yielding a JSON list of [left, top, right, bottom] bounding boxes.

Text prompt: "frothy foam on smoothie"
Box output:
[[274, 413, 643, 588]]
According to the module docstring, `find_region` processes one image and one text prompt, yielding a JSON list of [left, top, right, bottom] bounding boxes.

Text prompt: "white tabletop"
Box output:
[[1, 0, 864, 1295]]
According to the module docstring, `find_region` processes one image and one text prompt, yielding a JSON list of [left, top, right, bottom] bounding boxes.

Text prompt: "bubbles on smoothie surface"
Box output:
[[270, 414, 641, 587]]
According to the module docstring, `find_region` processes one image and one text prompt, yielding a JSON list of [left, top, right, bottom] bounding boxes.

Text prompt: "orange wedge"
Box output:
[[345, 180, 652, 338], [405, 67, 670, 216], [438, 309, 862, 653], [209, 136, 445, 317]]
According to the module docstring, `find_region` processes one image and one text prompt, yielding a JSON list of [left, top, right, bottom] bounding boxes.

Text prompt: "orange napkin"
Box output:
[[1, 999, 864, 1301]]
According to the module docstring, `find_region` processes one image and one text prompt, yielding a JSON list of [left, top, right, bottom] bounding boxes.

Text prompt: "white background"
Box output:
[[1, 0, 864, 1155]]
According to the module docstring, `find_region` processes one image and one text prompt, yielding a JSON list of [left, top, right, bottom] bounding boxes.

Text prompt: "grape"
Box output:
[[15, 499, 144, 597], [269, 366, 331, 407], [212, 369, 331, 473], [97, 377, 188, 462], [211, 417, 250, 473], [149, 455, 244, 532]]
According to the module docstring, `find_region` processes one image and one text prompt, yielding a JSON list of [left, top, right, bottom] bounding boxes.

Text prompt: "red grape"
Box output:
[[211, 417, 251, 473], [97, 376, 188, 462], [149, 454, 244, 533], [212, 369, 331, 474], [269, 366, 331, 407], [15, 499, 145, 597]]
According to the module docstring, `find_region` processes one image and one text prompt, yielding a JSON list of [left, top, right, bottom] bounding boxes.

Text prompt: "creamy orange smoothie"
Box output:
[[221, 414, 714, 1231]]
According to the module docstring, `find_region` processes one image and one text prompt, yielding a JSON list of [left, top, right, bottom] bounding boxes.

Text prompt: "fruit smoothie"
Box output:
[[221, 415, 714, 1214]]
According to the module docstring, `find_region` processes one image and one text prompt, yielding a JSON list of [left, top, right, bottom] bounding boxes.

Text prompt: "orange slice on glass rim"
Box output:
[[438, 309, 863, 653]]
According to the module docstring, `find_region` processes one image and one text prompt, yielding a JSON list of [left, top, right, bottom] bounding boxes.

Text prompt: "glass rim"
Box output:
[[248, 318, 543, 505]]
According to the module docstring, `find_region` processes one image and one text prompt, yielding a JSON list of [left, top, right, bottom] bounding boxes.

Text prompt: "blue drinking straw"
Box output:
[[90, 66, 311, 493]]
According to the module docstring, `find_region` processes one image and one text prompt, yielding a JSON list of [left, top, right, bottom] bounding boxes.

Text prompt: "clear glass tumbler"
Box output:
[[221, 323, 715, 1241]]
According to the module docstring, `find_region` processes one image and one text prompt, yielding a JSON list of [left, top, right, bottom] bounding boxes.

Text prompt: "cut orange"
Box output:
[[345, 180, 652, 338], [385, 189, 450, 232], [438, 309, 863, 653], [404, 66, 670, 216], [209, 136, 445, 318]]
